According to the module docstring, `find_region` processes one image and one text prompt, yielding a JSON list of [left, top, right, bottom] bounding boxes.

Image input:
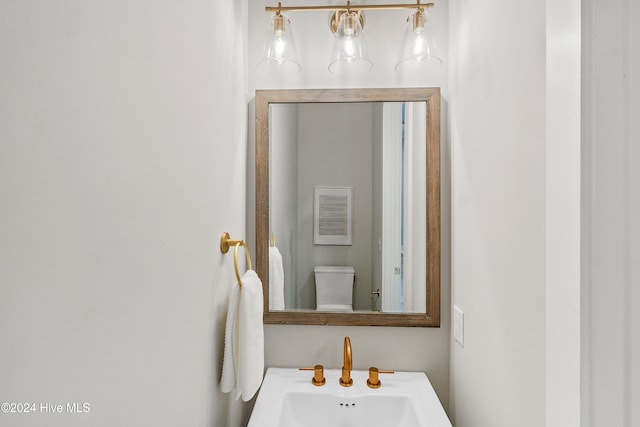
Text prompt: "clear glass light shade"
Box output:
[[257, 14, 301, 74], [328, 12, 373, 74], [395, 10, 442, 71]]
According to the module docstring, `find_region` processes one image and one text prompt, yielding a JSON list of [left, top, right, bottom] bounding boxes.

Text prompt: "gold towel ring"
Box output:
[[220, 232, 253, 286], [233, 241, 252, 286]]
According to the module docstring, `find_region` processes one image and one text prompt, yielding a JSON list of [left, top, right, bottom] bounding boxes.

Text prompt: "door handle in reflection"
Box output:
[[371, 289, 381, 297]]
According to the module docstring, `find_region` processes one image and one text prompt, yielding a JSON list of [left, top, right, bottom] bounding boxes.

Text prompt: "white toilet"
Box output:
[[314, 266, 355, 312]]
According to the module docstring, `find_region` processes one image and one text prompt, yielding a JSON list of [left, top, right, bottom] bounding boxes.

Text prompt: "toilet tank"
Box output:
[[314, 266, 355, 311]]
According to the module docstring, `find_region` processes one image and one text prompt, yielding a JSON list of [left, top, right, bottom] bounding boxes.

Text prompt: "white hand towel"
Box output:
[[220, 270, 264, 402], [220, 282, 240, 397], [238, 270, 264, 401], [269, 246, 285, 310]]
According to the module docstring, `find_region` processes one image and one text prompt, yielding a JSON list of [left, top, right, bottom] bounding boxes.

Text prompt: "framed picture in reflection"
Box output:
[[313, 186, 352, 246]]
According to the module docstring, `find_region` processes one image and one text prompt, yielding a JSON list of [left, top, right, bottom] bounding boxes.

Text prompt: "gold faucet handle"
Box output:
[[367, 367, 395, 389], [299, 365, 326, 386]]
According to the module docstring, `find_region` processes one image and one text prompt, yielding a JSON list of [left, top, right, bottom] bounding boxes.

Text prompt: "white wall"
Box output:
[[248, 0, 452, 417], [582, 0, 640, 425], [448, 0, 640, 425], [546, 0, 582, 425], [0, 1, 248, 426], [448, 0, 546, 426]]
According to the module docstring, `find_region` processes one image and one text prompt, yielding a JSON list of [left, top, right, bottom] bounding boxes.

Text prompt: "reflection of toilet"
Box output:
[[314, 266, 355, 312]]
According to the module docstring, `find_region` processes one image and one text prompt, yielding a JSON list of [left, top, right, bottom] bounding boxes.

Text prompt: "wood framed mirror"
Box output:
[[255, 88, 440, 327]]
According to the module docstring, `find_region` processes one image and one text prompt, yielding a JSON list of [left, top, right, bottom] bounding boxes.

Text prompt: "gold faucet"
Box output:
[[339, 336, 353, 387]]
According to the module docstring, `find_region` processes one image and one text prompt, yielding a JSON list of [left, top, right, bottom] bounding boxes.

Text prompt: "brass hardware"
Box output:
[[267, 0, 434, 34], [265, 1, 434, 14], [220, 232, 242, 253], [371, 289, 381, 297], [367, 367, 395, 389], [273, 13, 286, 33], [411, 7, 425, 30], [339, 336, 353, 387], [270, 232, 276, 247], [330, 9, 365, 34], [299, 365, 326, 386], [220, 232, 252, 286]]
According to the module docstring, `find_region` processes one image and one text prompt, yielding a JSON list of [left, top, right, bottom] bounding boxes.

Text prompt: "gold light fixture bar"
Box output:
[[265, 0, 434, 14]]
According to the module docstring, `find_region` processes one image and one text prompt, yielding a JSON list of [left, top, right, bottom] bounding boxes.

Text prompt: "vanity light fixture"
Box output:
[[257, 10, 301, 74], [260, 1, 440, 74], [328, 10, 371, 74], [395, 7, 442, 71]]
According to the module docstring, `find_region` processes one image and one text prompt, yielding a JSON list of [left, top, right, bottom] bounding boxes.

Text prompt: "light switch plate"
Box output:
[[453, 305, 464, 347]]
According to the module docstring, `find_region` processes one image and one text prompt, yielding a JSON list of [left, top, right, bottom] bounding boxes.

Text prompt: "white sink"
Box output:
[[248, 367, 452, 427]]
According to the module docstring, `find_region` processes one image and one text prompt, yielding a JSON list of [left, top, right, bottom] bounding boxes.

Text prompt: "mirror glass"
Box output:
[[255, 88, 441, 327]]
